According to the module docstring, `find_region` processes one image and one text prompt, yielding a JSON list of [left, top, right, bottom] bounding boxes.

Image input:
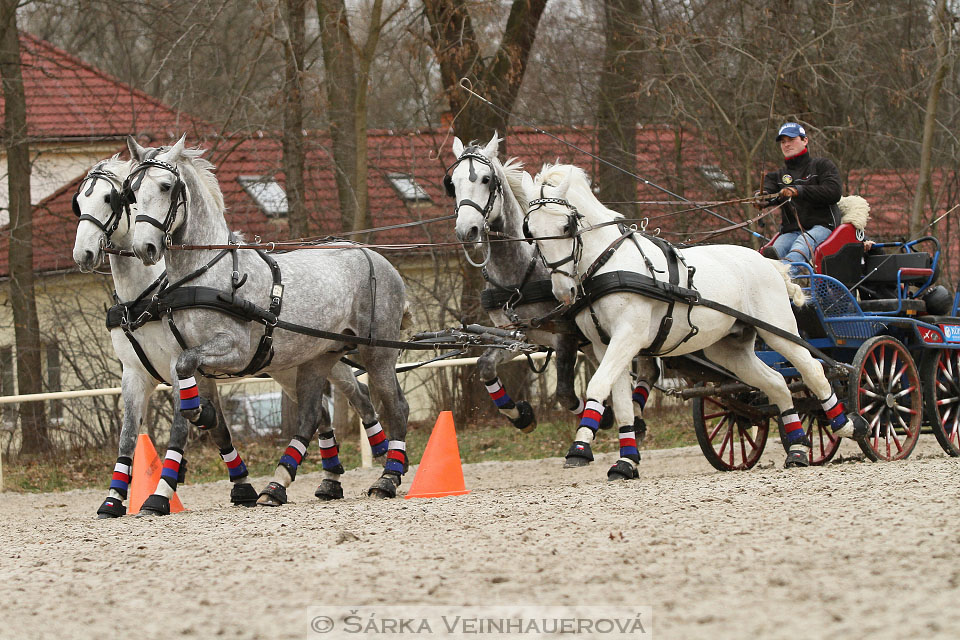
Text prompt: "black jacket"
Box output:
[[762, 149, 842, 233]]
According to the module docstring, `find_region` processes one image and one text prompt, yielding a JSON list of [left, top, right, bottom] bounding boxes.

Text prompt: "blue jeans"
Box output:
[[772, 225, 833, 265]]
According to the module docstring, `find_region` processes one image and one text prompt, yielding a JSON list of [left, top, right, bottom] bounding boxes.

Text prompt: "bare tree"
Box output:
[[0, 0, 50, 453], [280, 0, 309, 237]]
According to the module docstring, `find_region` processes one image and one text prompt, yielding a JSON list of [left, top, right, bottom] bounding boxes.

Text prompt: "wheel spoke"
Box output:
[[708, 414, 729, 441]]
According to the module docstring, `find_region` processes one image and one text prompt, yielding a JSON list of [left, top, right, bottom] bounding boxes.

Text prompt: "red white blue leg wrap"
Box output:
[[160, 448, 184, 490], [618, 425, 640, 463], [364, 420, 389, 457], [781, 410, 806, 445], [278, 436, 309, 480], [821, 393, 848, 430], [109, 456, 132, 498], [318, 430, 344, 474], [384, 441, 407, 475], [632, 381, 651, 410], [484, 377, 520, 420], [219, 447, 248, 481], [575, 399, 604, 443]]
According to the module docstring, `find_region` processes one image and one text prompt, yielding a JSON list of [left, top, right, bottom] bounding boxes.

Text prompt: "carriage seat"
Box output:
[[759, 223, 863, 285]]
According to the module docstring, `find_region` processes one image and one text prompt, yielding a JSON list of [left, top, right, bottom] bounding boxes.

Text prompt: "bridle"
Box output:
[[523, 190, 584, 281], [444, 147, 504, 267], [72, 164, 130, 241], [123, 156, 187, 245]]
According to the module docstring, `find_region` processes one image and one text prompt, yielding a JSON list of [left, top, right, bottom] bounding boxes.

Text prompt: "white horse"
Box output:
[[448, 133, 654, 464], [72, 152, 383, 515], [127, 136, 410, 502], [520, 164, 866, 478]]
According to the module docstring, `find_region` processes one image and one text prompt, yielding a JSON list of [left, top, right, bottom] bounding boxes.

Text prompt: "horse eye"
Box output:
[[103, 194, 111, 203], [160, 183, 171, 192], [481, 175, 490, 184]]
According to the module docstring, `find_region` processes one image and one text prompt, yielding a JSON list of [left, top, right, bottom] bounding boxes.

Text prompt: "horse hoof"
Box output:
[[315, 479, 344, 501], [230, 482, 259, 507], [607, 459, 639, 481], [136, 494, 170, 517], [96, 497, 126, 519], [367, 473, 400, 499], [634, 416, 647, 445], [510, 401, 536, 434], [563, 441, 594, 467], [256, 481, 287, 506]]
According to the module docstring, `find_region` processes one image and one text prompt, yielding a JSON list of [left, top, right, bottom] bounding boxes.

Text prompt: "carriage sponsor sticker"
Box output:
[[308, 605, 652, 638], [919, 326, 943, 343], [940, 324, 960, 342]]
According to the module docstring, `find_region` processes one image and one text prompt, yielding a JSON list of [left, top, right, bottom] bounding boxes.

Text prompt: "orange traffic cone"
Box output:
[[405, 411, 470, 499], [129, 434, 185, 515]]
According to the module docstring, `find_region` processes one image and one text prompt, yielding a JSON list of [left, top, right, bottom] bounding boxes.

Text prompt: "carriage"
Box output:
[[674, 224, 960, 470]]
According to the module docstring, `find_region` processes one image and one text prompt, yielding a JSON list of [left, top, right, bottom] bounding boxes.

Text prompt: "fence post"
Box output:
[[357, 373, 373, 468]]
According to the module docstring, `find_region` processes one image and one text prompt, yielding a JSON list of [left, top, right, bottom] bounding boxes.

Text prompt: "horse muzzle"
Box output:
[[551, 275, 577, 306], [133, 239, 163, 266], [455, 223, 482, 246], [73, 247, 103, 272]]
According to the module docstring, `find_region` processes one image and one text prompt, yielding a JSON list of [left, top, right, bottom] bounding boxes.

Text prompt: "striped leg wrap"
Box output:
[[160, 448, 184, 491], [574, 398, 604, 443], [219, 447, 249, 481], [821, 393, 848, 430], [618, 425, 640, 463], [632, 381, 651, 410], [317, 430, 345, 474], [178, 376, 200, 412], [781, 410, 806, 444], [484, 377, 520, 420], [109, 456, 133, 499], [364, 420, 389, 457], [384, 441, 407, 475], [278, 435, 310, 480]]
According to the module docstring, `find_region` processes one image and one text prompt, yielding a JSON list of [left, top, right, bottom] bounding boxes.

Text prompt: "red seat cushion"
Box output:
[[812, 223, 860, 273]]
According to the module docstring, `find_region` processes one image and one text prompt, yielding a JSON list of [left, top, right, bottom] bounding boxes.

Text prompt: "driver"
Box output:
[[757, 122, 842, 266]]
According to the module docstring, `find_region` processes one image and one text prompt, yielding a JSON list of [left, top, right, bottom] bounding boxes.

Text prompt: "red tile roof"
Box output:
[[0, 33, 207, 140]]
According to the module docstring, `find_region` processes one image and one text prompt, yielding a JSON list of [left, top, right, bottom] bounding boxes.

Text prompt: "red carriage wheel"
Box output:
[[777, 389, 841, 466], [921, 348, 960, 457], [693, 392, 769, 471], [848, 336, 922, 461]]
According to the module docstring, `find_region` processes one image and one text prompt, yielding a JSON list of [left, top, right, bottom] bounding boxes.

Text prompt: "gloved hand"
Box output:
[[779, 186, 798, 198], [752, 190, 766, 211]]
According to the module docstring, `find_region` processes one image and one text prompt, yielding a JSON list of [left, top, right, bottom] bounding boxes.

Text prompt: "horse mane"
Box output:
[[178, 147, 226, 214], [538, 163, 624, 224], [500, 157, 529, 212]]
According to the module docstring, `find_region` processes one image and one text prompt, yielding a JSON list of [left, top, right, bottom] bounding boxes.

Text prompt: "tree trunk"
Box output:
[[281, 0, 308, 238], [597, 0, 643, 220], [910, 0, 953, 238], [317, 0, 360, 231], [0, 1, 50, 454]]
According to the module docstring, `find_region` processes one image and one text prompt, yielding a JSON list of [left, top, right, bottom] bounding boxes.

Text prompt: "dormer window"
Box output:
[[387, 173, 431, 202], [238, 175, 288, 217], [698, 165, 735, 192]]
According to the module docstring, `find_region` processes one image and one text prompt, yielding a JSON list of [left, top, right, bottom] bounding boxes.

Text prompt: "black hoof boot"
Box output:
[[96, 497, 126, 519], [564, 441, 594, 467], [607, 459, 640, 481], [634, 417, 647, 445], [315, 479, 344, 501], [509, 401, 536, 434], [367, 472, 401, 499], [137, 494, 170, 517], [230, 482, 259, 507], [598, 405, 615, 430], [256, 481, 288, 506]]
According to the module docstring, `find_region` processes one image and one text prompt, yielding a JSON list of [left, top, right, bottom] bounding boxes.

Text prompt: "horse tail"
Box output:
[[400, 301, 413, 330], [769, 259, 808, 307]]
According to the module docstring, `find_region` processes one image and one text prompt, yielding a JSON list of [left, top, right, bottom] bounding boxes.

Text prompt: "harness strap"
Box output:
[[120, 324, 167, 383]]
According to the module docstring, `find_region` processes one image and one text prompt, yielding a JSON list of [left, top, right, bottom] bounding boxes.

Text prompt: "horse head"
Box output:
[[521, 167, 582, 305], [129, 134, 189, 265], [72, 156, 135, 272], [448, 132, 506, 247]]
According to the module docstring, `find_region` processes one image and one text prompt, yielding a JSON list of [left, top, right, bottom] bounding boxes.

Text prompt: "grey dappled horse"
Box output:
[[521, 164, 867, 479], [72, 154, 382, 516], [127, 136, 410, 502], [448, 134, 653, 464]]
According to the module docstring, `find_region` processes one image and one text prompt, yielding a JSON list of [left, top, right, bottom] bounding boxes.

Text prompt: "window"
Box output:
[[238, 175, 289, 217], [698, 165, 735, 192], [387, 173, 431, 202]]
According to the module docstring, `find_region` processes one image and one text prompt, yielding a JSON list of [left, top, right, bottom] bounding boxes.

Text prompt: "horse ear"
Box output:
[[555, 167, 573, 198], [160, 134, 186, 163], [127, 135, 148, 162], [521, 171, 535, 196], [452, 136, 464, 159], [482, 131, 500, 159]]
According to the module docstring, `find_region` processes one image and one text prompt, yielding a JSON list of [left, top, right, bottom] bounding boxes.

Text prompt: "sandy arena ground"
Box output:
[[1, 435, 958, 640]]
